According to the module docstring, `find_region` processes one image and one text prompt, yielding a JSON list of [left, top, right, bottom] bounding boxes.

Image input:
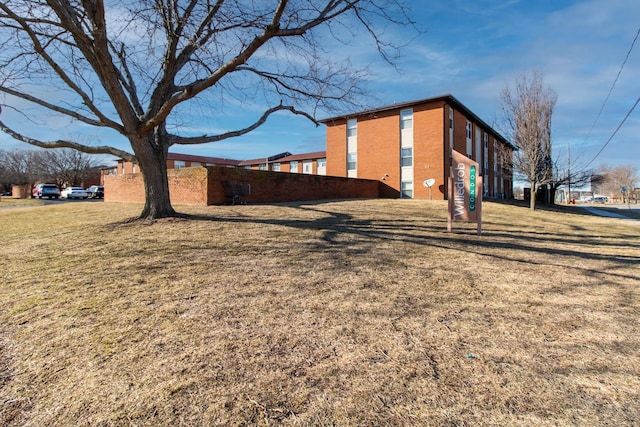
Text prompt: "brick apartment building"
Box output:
[[114, 152, 241, 176], [320, 94, 514, 200], [113, 151, 328, 177], [239, 151, 327, 175]]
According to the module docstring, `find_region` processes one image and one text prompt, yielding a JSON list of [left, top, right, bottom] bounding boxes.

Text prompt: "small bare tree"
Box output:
[[0, 149, 43, 189], [0, 148, 99, 192], [0, 1, 416, 219], [598, 165, 639, 205], [550, 161, 600, 204], [500, 71, 557, 210], [39, 149, 99, 187]]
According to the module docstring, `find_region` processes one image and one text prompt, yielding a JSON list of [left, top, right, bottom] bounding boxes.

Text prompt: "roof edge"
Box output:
[[319, 94, 514, 149]]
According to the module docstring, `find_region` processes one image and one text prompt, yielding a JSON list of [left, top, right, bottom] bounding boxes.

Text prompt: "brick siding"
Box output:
[[104, 166, 387, 205]]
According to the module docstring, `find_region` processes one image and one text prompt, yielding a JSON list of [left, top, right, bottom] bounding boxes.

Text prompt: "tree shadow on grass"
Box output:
[[151, 202, 640, 283]]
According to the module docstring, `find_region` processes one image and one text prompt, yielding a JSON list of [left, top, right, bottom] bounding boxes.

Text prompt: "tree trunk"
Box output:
[[529, 180, 537, 210], [133, 137, 176, 219]]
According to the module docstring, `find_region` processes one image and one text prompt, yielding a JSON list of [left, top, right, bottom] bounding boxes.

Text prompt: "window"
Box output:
[[272, 162, 281, 172], [401, 147, 413, 167], [174, 160, 186, 169], [401, 181, 413, 198], [466, 121, 473, 157], [347, 152, 357, 171], [347, 119, 357, 137], [259, 163, 267, 171], [290, 161, 298, 173], [449, 108, 454, 129], [400, 109, 413, 130], [317, 158, 326, 175], [191, 162, 201, 167], [302, 161, 313, 174]]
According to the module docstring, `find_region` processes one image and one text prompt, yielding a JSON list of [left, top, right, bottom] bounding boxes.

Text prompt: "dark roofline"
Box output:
[[319, 94, 514, 149], [278, 151, 326, 162], [238, 151, 293, 166], [167, 152, 241, 166]]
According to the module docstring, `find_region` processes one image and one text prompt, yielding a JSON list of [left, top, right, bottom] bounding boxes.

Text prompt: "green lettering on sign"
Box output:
[[469, 165, 476, 211]]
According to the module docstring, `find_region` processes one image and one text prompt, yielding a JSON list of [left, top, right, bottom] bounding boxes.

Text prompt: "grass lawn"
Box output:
[[0, 199, 638, 426]]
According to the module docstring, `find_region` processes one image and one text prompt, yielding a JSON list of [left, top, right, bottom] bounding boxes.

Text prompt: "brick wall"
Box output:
[[104, 172, 145, 203], [326, 122, 347, 177], [358, 110, 400, 184], [104, 166, 386, 206], [207, 167, 382, 204], [413, 103, 446, 199]]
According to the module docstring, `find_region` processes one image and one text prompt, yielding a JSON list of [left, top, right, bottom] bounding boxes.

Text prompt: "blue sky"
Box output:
[[1, 0, 639, 172]]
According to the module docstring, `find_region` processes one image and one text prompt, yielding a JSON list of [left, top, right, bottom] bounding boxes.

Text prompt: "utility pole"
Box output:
[[567, 143, 571, 204]]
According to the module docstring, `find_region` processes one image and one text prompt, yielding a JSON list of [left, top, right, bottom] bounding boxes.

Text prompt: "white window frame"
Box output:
[[401, 181, 414, 199], [347, 152, 357, 171], [466, 121, 473, 157], [174, 160, 186, 169], [401, 147, 413, 167], [347, 119, 357, 137], [272, 162, 281, 172], [400, 109, 413, 130], [290, 161, 298, 173], [302, 160, 313, 174]]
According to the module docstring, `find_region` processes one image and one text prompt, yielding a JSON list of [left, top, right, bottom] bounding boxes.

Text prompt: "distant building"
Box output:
[[320, 94, 514, 200], [115, 152, 242, 176], [239, 151, 327, 175]]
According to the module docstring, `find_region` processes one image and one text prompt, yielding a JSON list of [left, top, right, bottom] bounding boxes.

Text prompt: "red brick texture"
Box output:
[[326, 123, 347, 177], [104, 166, 389, 206], [413, 103, 445, 199]]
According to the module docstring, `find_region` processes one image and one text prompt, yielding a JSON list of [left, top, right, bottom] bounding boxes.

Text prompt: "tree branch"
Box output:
[[0, 118, 135, 162], [0, 86, 123, 131], [171, 103, 317, 145], [140, 0, 363, 136], [0, 2, 117, 127]]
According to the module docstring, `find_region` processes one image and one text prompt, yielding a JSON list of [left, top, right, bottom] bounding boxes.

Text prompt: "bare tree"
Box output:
[[0, 1, 415, 219], [0, 148, 99, 193], [0, 149, 43, 189], [500, 71, 557, 210], [39, 148, 100, 187], [598, 165, 639, 205], [550, 160, 600, 204]]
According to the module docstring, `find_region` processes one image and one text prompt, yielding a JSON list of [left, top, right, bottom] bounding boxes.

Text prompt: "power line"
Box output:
[[583, 95, 640, 169], [582, 26, 640, 144]]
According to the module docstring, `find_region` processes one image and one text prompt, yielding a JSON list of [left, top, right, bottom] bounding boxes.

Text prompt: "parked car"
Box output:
[[32, 183, 60, 199], [586, 195, 608, 204], [86, 185, 104, 199], [60, 186, 88, 199]]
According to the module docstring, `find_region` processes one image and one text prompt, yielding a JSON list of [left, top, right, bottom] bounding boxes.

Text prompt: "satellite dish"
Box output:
[[423, 179, 436, 188]]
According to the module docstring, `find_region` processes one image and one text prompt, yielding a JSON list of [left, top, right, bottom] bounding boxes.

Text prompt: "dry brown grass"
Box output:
[[0, 199, 638, 426]]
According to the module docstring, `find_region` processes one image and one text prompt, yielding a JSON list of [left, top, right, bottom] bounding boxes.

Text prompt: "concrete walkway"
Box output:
[[574, 204, 640, 223]]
